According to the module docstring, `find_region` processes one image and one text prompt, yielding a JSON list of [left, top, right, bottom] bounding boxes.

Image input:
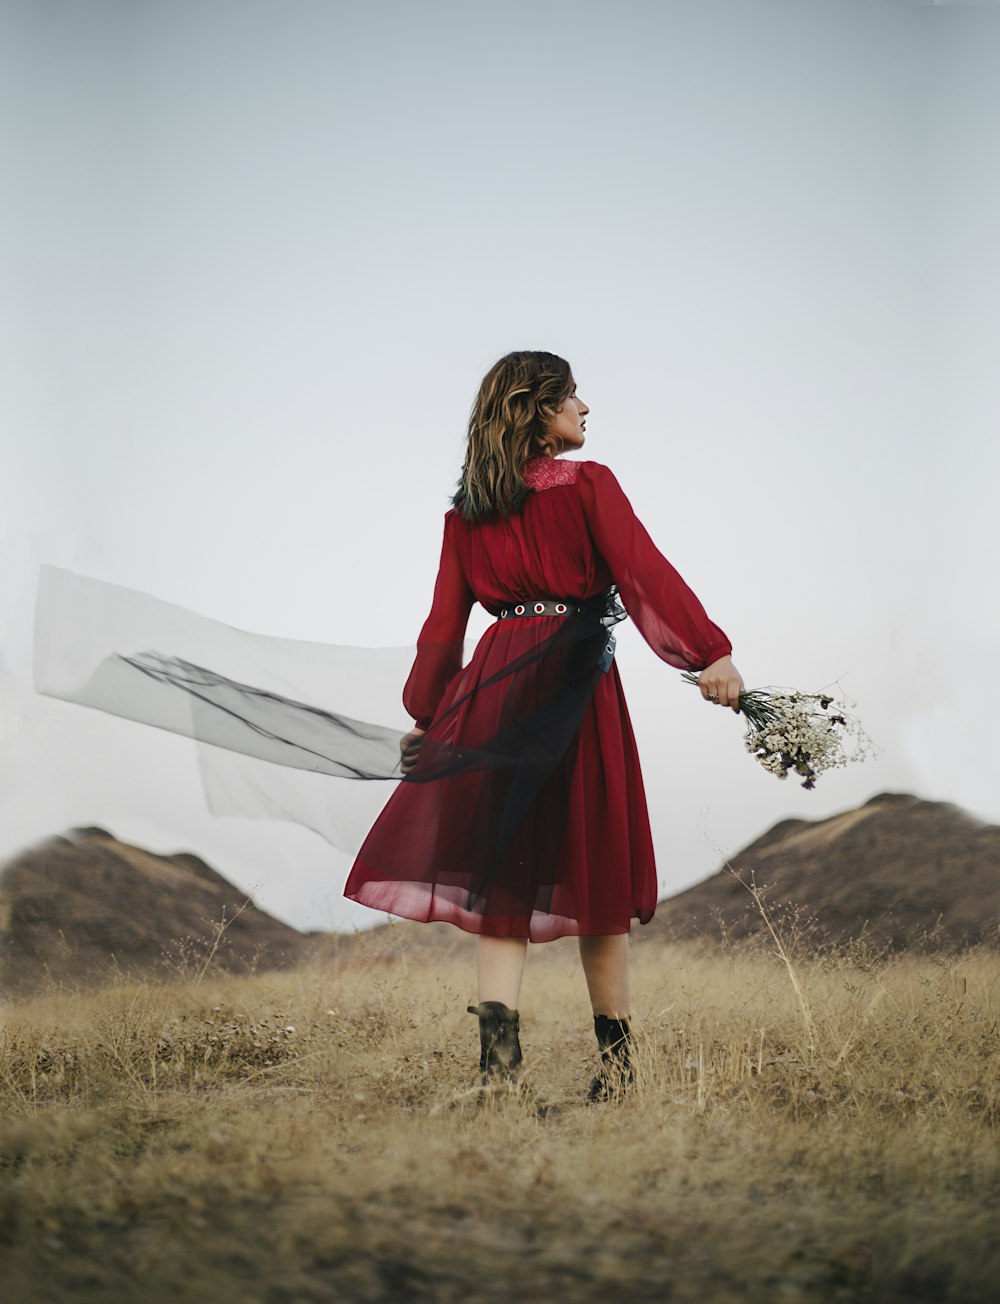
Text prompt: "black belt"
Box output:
[[496, 597, 617, 673], [497, 599, 584, 619]]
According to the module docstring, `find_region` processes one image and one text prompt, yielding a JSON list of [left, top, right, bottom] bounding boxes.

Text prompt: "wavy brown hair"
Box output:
[[451, 350, 576, 521]]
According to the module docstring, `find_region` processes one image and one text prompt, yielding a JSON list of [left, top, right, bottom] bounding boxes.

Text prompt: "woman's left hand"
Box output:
[[399, 725, 427, 773], [698, 656, 745, 713]]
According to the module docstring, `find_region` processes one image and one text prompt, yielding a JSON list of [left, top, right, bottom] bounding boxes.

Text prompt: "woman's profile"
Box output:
[[343, 350, 744, 1101]]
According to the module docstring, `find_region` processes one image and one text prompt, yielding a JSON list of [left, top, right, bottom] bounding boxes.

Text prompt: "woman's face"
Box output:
[[546, 382, 589, 453]]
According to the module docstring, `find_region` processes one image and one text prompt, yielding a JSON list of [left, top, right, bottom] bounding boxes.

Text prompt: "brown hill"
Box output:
[[642, 792, 1000, 953], [0, 827, 309, 998], [4, 792, 995, 996]]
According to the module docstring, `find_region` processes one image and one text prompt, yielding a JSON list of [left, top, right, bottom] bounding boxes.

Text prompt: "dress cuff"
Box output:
[[696, 642, 733, 670]]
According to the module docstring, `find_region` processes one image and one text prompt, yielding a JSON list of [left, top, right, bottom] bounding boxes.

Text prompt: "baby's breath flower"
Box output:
[[681, 673, 877, 789]]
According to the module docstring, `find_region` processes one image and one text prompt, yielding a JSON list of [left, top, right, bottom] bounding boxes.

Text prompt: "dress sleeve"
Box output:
[[402, 510, 476, 728], [578, 461, 733, 671]]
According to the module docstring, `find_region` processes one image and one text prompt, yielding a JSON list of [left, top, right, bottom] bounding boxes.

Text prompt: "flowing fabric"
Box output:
[[31, 561, 418, 853], [32, 455, 733, 942]]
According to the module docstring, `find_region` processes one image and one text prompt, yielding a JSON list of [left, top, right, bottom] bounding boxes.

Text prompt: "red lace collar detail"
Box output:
[[521, 456, 581, 491]]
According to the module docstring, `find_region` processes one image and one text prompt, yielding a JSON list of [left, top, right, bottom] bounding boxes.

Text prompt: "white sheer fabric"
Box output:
[[32, 563, 428, 853]]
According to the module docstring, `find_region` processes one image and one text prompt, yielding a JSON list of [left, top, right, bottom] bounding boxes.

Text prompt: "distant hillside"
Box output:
[[0, 827, 309, 998], [4, 793, 995, 996], [644, 792, 1000, 952]]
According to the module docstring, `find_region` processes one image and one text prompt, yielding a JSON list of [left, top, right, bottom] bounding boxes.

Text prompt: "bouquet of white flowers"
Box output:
[[681, 673, 877, 789]]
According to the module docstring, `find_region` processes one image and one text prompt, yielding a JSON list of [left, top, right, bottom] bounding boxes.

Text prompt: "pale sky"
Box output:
[[2, 0, 996, 934]]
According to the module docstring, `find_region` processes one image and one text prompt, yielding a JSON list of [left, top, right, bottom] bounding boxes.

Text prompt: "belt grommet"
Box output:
[[514, 604, 525, 616], [501, 608, 508, 618], [555, 602, 567, 614], [534, 602, 545, 614]]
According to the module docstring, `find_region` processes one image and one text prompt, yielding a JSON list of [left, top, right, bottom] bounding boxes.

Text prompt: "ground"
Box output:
[[2, 925, 999, 1302]]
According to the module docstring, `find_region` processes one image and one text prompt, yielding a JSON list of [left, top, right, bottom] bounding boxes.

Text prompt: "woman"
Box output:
[[343, 350, 743, 1100]]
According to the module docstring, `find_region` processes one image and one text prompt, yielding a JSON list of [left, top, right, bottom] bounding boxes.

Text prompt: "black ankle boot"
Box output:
[[467, 1000, 523, 1086], [588, 1014, 635, 1102]]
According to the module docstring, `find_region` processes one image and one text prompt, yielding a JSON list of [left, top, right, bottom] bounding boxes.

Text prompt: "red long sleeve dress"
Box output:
[[343, 455, 732, 942]]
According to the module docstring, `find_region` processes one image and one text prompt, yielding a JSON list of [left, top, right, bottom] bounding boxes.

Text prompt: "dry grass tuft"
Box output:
[[1, 916, 999, 1302]]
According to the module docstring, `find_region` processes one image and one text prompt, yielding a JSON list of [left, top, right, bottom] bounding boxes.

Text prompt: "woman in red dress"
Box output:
[[343, 350, 743, 1100]]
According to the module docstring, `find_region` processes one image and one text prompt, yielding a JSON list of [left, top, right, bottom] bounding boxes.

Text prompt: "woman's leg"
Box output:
[[578, 933, 630, 1017], [580, 934, 634, 1100], [477, 935, 528, 1007]]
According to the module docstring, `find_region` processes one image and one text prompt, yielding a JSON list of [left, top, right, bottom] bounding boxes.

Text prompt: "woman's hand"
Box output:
[[698, 656, 745, 713], [399, 725, 427, 773]]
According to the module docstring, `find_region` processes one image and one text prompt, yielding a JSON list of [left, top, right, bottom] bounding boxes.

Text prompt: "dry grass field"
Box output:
[[2, 915, 999, 1303]]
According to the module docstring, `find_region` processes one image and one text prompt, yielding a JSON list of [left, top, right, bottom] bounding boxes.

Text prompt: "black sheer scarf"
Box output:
[[32, 564, 625, 888]]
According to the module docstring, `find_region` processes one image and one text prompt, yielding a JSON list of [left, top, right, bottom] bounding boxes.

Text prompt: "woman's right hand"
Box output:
[[698, 656, 744, 713], [399, 725, 427, 773]]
